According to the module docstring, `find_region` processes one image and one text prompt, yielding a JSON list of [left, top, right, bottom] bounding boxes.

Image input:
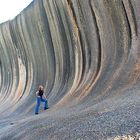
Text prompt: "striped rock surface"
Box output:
[[0, 0, 140, 139]]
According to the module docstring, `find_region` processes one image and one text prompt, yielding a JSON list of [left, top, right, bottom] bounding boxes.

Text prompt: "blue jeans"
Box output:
[[35, 96, 48, 113]]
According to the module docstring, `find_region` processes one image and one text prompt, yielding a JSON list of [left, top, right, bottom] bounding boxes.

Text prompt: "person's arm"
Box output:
[[43, 93, 47, 99], [36, 91, 40, 97]]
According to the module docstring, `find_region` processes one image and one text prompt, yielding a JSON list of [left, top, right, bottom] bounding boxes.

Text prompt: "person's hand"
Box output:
[[43, 95, 47, 99]]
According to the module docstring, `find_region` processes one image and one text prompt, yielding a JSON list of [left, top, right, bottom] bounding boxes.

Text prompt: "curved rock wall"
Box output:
[[0, 0, 140, 139]]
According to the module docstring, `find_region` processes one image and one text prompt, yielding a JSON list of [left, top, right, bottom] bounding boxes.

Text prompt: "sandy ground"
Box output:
[[0, 85, 139, 140]]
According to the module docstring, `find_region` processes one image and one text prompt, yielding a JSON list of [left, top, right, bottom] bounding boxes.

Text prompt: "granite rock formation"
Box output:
[[0, 0, 140, 139]]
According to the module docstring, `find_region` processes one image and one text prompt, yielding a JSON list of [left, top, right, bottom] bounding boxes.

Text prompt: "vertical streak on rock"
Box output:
[[76, 0, 103, 100], [122, 0, 138, 38], [0, 60, 1, 91], [90, 2, 102, 78], [66, 0, 83, 94], [8, 21, 26, 103], [54, 0, 84, 106], [0, 23, 14, 104], [121, 1, 132, 53]]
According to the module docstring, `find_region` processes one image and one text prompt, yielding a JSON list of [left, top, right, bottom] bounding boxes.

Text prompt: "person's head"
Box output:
[[38, 85, 44, 91]]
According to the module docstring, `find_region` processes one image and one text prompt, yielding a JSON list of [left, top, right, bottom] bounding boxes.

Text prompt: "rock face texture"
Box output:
[[0, 0, 140, 139]]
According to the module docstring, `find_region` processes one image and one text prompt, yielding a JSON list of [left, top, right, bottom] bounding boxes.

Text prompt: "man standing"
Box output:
[[35, 85, 48, 114]]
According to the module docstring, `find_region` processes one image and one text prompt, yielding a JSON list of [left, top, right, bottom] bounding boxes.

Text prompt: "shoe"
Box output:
[[35, 113, 38, 115], [44, 107, 49, 110]]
